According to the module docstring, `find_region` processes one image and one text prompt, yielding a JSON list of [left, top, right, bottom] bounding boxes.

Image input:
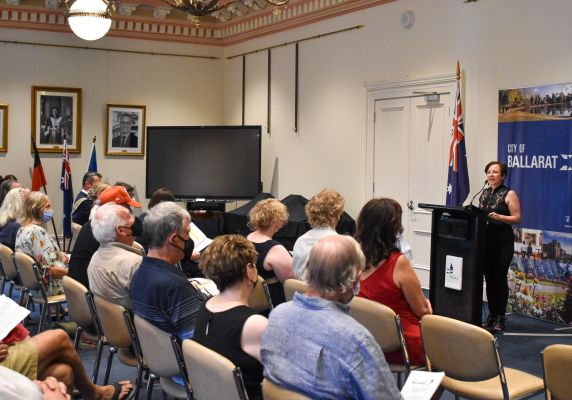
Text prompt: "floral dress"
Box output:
[[15, 224, 66, 295]]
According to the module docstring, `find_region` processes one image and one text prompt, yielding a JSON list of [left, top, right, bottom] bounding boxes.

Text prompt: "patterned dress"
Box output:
[[15, 224, 66, 295]]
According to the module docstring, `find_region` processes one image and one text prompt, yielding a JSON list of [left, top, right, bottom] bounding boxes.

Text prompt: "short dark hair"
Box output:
[[355, 198, 403, 268], [149, 188, 176, 209], [199, 235, 258, 292], [115, 181, 134, 197], [484, 161, 508, 177], [82, 172, 102, 186]]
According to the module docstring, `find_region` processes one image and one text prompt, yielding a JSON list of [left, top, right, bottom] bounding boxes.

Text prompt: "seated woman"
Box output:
[[15, 192, 68, 295], [246, 199, 294, 306], [292, 189, 344, 279], [355, 198, 432, 366], [0, 187, 30, 250], [194, 235, 268, 400]]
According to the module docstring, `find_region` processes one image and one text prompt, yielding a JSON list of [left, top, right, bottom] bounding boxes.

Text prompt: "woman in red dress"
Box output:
[[355, 198, 432, 366]]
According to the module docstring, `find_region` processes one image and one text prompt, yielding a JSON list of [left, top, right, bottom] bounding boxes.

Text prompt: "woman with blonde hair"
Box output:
[[292, 189, 344, 279], [247, 198, 294, 306], [15, 192, 68, 295], [0, 187, 30, 250]]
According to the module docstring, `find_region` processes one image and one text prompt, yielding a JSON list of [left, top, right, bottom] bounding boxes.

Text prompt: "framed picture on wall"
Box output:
[[105, 104, 146, 156], [0, 104, 7, 152], [32, 86, 82, 153]]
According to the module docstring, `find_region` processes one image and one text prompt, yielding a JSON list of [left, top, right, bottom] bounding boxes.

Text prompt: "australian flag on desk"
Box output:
[[60, 140, 74, 238], [446, 79, 470, 206]]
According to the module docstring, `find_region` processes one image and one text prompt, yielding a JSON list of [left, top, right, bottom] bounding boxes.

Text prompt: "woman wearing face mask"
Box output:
[[479, 161, 521, 332], [355, 198, 432, 367], [194, 235, 268, 400], [15, 191, 68, 295]]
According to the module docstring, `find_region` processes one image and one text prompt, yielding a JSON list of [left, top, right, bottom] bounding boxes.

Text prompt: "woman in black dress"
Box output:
[[479, 161, 521, 332]]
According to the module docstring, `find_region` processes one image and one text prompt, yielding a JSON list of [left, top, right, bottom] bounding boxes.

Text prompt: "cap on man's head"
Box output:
[[98, 186, 141, 208]]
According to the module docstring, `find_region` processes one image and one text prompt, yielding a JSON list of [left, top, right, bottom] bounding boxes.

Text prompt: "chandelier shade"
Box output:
[[67, 0, 113, 41]]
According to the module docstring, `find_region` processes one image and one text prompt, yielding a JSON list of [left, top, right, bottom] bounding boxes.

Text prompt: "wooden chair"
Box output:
[[421, 314, 544, 400], [14, 251, 66, 333], [182, 339, 249, 400], [283, 278, 308, 301], [348, 296, 417, 386], [541, 344, 572, 400], [262, 378, 310, 400]]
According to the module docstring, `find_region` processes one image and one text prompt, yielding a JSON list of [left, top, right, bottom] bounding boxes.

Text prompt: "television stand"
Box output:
[[186, 200, 226, 213]]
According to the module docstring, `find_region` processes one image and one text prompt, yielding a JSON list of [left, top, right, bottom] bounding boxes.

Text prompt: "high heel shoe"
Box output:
[[492, 315, 506, 332]]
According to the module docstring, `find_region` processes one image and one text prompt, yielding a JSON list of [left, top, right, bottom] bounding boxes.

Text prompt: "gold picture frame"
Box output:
[[0, 104, 7, 152], [105, 104, 146, 157], [32, 86, 82, 153]]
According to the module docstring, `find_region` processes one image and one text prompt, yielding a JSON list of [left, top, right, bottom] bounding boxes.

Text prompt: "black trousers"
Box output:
[[484, 239, 514, 317]]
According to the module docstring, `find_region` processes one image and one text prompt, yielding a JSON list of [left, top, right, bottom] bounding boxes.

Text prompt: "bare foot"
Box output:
[[96, 381, 133, 400]]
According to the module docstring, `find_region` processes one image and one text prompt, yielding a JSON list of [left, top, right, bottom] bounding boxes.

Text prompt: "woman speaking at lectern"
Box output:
[[479, 161, 521, 332]]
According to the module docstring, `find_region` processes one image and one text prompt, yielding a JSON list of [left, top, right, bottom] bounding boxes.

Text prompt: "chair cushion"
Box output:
[[117, 347, 138, 367], [442, 368, 544, 400], [160, 376, 191, 399]]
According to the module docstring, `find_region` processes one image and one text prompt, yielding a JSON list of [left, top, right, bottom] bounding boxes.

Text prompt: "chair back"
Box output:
[[542, 344, 572, 400], [283, 279, 308, 301], [421, 314, 499, 381], [348, 296, 402, 353], [182, 339, 248, 400], [248, 275, 272, 313], [93, 295, 132, 348], [62, 276, 94, 327], [0, 244, 18, 280], [133, 314, 182, 378], [14, 251, 42, 292], [262, 379, 310, 400]]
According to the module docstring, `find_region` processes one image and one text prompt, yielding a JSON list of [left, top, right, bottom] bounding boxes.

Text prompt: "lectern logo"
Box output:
[[446, 263, 454, 275]]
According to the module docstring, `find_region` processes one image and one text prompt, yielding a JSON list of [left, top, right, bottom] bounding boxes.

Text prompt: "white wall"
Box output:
[[223, 0, 572, 217], [0, 29, 224, 231]]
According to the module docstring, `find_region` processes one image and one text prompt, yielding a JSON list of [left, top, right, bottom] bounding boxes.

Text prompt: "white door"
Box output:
[[374, 93, 452, 287]]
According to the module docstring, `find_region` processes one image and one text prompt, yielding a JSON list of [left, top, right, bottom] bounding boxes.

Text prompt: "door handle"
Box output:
[[407, 200, 414, 210]]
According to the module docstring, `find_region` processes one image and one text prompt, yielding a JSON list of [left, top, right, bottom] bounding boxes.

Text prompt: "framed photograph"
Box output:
[[0, 104, 7, 152], [106, 104, 146, 156], [31, 86, 82, 153]]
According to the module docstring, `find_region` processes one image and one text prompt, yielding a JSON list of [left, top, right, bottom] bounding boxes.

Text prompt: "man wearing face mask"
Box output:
[[260, 235, 402, 400], [87, 203, 143, 309], [130, 201, 203, 341]]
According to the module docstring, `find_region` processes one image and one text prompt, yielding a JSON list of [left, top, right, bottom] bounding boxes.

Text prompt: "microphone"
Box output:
[[467, 180, 488, 207]]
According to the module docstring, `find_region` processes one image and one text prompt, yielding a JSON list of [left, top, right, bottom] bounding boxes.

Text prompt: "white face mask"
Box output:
[[396, 234, 414, 261], [353, 280, 361, 296]]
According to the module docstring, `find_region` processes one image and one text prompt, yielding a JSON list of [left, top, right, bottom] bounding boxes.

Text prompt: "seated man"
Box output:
[[261, 235, 402, 400], [88, 203, 143, 309], [0, 366, 69, 400], [131, 201, 203, 340], [0, 324, 131, 399]]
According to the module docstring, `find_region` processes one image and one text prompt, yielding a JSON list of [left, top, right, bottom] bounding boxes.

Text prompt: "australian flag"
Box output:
[[446, 79, 470, 206], [60, 140, 74, 238]]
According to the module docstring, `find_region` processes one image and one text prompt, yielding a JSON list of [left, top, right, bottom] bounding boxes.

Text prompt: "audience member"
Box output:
[[355, 198, 432, 366], [88, 203, 143, 309], [0, 366, 69, 400], [292, 189, 344, 279], [135, 187, 175, 251], [0, 178, 21, 207], [131, 201, 203, 340], [261, 235, 402, 400], [0, 187, 30, 250], [15, 192, 68, 295], [247, 199, 294, 306], [68, 186, 140, 289], [114, 181, 134, 198], [73, 172, 101, 204], [72, 182, 109, 226], [0, 324, 131, 399], [195, 235, 267, 400]]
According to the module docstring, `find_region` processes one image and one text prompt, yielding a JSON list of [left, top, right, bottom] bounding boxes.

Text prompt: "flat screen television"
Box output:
[[146, 126, 262, 200]]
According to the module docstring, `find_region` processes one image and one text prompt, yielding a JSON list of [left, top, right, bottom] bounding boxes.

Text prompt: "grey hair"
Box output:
[[0, 188, 25, 227], [143, 201, 190, 249], [91, 203, 131, 244], [304, 235, 365, 295]]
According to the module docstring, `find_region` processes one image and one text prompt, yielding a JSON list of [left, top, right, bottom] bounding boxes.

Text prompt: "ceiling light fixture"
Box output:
[[63, 0, 115, 41]]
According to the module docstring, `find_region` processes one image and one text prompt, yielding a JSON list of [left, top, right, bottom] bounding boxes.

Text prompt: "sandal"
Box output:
[[110, 381, 132, 400]]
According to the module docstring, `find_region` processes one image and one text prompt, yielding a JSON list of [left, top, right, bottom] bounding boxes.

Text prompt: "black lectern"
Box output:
[[419, 203, 487, 325]]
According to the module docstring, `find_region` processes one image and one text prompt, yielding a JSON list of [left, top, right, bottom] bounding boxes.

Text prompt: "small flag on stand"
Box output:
[[446, 61, 470, 206], [86, 137, 97, 173], [31, 142, 47, 191], [60, 140, 74, 238]]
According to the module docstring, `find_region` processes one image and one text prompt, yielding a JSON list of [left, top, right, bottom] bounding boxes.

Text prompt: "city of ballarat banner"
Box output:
[[498, 83, 572, 325]]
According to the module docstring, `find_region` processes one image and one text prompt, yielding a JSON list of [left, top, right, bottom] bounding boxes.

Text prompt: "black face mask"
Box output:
[[130, 217, 143, 237], [176, 234, 195, 263]]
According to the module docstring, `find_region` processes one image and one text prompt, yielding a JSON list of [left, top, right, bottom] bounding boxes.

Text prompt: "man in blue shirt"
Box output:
[[130, 201, 202, 340], [261, 235, 402, 400]]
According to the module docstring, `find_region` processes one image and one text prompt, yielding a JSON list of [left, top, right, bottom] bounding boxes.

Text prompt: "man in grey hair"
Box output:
[[130, 201, 203, 341], [88, 203, 143, 309], [260, 235, 402, 400]]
